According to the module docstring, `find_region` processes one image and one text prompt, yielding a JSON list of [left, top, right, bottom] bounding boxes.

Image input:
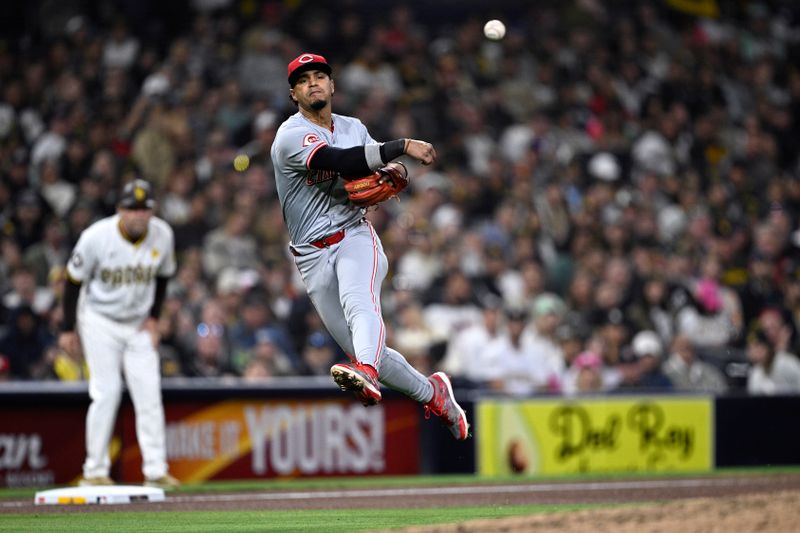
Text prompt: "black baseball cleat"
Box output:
[[424, 372, 470, 440], [330, 362, 382, 406]]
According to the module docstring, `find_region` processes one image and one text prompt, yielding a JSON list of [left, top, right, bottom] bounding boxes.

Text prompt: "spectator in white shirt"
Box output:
[[522, 293, 568, 392], [662, 334, 729, 394], [481, 308, 550, 396], [676, 278, 741, 354], [440, 294, 504, 383], [746, 328, 800, 395]]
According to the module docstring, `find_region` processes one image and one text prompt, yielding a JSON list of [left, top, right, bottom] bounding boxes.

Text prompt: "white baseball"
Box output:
[[483, 19, 506, 41]]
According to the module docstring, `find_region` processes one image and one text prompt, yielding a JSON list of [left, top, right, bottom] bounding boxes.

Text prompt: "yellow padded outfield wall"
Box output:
[[478, 396, 713, 475]]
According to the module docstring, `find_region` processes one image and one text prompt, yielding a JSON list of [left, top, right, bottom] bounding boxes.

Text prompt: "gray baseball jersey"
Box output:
[[270, 110, 433, 404], [67, 214, 176, 322], [270, 112, 378, 245]]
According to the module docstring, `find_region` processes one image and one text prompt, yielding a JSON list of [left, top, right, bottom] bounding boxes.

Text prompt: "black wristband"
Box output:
[[61, 278, 81, 331], [380, 139, 406, 163], [150, 276, 169, 319]]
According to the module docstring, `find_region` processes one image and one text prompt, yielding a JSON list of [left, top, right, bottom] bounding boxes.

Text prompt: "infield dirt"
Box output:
[[379, 490, 800, 533]]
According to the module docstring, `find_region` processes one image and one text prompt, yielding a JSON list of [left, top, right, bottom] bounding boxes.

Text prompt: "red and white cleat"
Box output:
[[424, 372, 470, 440], [330, 362, 382, 406]]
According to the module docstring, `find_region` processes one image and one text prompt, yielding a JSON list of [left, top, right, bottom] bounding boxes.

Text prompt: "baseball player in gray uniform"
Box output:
[[58, 179, 180, 488], [271, 53, 469, 440]]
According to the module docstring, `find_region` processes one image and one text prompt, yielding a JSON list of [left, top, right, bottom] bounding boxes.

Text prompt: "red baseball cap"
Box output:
[[287, 53, 332, 86]]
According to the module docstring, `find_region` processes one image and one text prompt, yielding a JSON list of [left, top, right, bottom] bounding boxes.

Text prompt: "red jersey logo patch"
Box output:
[[303, 133, 320, 147]]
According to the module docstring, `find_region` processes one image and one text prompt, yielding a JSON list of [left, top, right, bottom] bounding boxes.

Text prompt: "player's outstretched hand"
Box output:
[[404, 139, 437, 165], [58, 331, 82, 358]]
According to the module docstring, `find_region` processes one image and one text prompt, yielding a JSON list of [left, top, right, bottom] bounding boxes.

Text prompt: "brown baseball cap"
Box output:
[[287, 53, 332, 86]]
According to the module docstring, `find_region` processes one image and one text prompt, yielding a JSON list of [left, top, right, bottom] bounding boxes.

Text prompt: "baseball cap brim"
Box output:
[[119, 198, 155, 209]]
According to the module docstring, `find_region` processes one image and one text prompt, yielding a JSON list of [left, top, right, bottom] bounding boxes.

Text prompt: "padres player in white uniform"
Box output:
[[271, 53, 469, 440], [58, 179, 180, 487]]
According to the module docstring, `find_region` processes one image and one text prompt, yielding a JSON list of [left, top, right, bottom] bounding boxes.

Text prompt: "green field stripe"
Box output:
[[0, 504, 594, 533], [97, 465, 800, 495], [3, 466, 799, 500]]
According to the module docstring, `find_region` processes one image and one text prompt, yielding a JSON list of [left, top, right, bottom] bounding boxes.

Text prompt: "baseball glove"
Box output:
[[345, 162, 408, 207]]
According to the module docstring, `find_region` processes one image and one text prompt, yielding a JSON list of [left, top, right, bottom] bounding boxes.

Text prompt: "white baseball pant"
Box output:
[[78, 307, 168, 480], [293, 220, 433, 403]]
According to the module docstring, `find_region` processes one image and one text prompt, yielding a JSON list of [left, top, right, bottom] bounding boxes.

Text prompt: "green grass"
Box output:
[[0, 504, 592, 532], [3, 467, 798, 532], [190, 465, 800, 493], [2, 465, 799, 500]]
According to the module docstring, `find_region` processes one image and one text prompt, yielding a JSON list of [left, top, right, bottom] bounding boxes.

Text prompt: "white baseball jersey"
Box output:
[[67, 214, 176, 322], [270, 112, 377, 245]]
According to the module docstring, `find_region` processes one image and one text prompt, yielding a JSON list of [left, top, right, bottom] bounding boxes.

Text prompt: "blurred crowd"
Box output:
[[2, 0, 800, 396]]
